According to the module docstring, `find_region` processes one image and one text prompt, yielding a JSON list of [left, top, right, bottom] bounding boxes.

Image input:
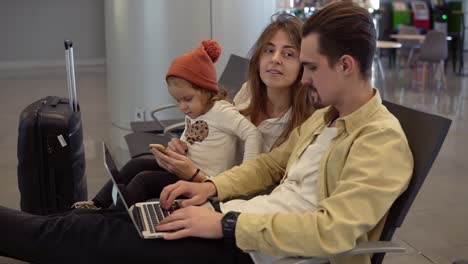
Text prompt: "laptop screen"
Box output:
[[102, 142, 132, 212]]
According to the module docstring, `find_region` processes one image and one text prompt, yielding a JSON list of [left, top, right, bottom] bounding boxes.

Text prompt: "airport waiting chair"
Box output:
[[125, 107, 184, 159], [125, 54, 250, 158], [124, 132, 173, 159], [218, 54, 251, 101], [276, 100, 452, 264], [418, 30, 449, 90], [396, 25, 421, 69]]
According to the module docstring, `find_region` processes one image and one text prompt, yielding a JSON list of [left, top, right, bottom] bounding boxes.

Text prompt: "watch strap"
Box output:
[[221, 211, 241, 241]]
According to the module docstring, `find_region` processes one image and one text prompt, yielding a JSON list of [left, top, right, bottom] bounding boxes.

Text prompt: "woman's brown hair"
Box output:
[[240, 13, 314, 149]]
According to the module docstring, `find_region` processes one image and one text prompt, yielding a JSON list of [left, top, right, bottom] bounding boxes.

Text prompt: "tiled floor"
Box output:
[[0, 60, 467, 263]]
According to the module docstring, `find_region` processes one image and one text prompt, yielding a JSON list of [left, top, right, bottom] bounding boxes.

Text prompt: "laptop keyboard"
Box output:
[[143, 202, 180, 233]]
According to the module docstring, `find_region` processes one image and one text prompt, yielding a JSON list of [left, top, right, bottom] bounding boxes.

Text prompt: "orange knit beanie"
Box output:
[[166, 40, 221, 92]]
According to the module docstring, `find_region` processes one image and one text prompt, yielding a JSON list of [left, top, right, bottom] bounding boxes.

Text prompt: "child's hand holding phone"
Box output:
[[149, 144, 169, 156]]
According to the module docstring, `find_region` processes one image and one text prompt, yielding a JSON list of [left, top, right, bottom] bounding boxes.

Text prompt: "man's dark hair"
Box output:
[[302, 2, 376, 79]]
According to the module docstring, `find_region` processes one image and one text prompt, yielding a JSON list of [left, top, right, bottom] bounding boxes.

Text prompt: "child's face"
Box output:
[[167, 78, 211, 119]]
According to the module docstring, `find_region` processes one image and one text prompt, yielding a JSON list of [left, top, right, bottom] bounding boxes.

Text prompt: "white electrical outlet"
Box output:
[[134, 107, 146, 122]]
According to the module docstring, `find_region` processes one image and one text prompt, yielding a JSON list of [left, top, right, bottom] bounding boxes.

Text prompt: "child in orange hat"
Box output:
[[160, 40, 263, 178], [113, 40, 263, 206]]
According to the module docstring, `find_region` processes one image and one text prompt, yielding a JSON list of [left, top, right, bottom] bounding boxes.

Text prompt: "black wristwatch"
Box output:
[[221, 211, 241, 242]]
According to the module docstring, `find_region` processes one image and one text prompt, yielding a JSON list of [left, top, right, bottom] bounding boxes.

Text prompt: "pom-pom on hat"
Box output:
[[166, 40, 221, 92]]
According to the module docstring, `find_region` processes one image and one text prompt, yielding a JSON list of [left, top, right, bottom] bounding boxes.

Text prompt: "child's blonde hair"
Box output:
[[167, 76, 227, 105]]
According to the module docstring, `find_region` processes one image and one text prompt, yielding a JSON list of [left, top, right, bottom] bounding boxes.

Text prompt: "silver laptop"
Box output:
[[103, 142, 186, 239]]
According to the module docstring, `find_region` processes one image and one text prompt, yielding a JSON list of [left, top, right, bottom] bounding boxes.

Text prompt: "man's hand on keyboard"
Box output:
[[156, 206, 223, 240], [159, 181, 217, 209]]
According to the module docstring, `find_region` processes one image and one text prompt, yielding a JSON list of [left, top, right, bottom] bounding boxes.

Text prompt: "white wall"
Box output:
[[212, 0, 276, 75], [0, 0, 105, 67], [105, 0, 212, 151]]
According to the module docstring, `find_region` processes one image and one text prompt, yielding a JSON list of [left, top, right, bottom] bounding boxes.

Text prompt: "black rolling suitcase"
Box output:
[[17, 40, 87, 215]]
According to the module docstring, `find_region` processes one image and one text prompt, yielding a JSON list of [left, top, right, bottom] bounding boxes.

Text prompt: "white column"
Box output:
[[105, 0, 211, 158]]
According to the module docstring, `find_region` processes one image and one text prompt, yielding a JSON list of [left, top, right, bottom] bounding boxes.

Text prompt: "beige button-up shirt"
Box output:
[[211, 90, 414, 264]]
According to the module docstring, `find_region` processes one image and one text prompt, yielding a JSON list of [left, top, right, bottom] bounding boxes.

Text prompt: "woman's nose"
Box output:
[[272, 51, 282, 64]]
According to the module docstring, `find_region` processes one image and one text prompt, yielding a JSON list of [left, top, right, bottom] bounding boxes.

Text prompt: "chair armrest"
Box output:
[[163, 121, 185, 134], [273, 257, 328, 264], [337, 241, 406, 256], [130, 120, 165, 133], [150, 104, 178, 121], [124, 132, 173, 158], [274, 241, 406, 264]]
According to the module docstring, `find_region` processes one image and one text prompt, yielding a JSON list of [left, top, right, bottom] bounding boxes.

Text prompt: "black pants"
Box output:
[[93, 155, 179, 208], [0, 206, 253, 264]]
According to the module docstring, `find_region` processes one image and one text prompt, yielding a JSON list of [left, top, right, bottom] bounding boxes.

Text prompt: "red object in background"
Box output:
[[413, 19, 430, 31], [411, 1, 431, 32]]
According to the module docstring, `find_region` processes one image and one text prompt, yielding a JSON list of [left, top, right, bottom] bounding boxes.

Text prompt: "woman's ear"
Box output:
[[338, 55, 356, 76]]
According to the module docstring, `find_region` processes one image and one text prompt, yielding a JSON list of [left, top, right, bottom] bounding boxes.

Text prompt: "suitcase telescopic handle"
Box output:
[[64, 40, 73, 50], [64, 40, 78, 112]]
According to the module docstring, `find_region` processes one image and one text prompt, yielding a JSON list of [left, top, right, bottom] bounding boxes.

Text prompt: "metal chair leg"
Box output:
[[421, 62, 428, 91], [431, 62, 437, 89], [440, 60, 448, 91], [407, 48, 414, 70]]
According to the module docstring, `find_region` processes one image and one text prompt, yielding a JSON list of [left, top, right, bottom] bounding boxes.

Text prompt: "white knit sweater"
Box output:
[[181, 100, 262, 177]]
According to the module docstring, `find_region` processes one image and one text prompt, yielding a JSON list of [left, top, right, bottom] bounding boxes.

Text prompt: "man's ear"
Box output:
[[338, 55, 356, 76]]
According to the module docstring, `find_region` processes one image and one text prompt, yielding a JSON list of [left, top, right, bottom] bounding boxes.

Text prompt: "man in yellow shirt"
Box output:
[[0, 2, 412, 264], [155, 2, 413, 264]]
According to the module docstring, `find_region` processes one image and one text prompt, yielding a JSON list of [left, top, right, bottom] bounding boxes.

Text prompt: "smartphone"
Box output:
[[149, 144, 169, 155]]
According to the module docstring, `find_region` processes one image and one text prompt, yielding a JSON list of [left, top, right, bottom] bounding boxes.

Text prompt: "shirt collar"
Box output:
[[323, 89, 382, 133]]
